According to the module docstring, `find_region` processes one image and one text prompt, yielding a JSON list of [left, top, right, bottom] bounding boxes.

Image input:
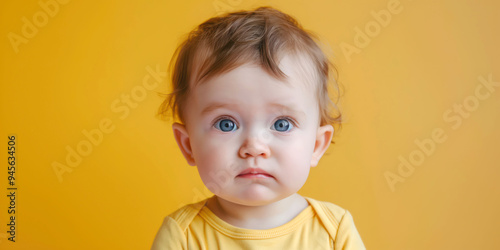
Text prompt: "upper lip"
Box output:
[[238, 168, 273, 177]]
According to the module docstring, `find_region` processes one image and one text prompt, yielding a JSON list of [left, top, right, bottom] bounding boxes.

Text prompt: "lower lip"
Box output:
[[237, 173, 273, 179]]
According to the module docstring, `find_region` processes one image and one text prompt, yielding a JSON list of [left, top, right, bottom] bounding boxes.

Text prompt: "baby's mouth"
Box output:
[[237, 168, 274, 179]]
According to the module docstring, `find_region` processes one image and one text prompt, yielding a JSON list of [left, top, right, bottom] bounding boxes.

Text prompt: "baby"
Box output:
[[152, 6, 365, 249]]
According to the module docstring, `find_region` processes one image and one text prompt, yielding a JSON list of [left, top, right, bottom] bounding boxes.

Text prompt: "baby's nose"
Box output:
[[238, 136, 271, 159]]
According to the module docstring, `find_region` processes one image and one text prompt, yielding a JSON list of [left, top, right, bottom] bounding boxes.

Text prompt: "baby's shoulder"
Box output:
[[152, 201, 207, 250], [163, 199, 207, 230], [305, 197, 350, 228], [305, 197, 366, 249]]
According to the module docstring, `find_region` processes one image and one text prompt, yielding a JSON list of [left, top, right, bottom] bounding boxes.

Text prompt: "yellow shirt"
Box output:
[[151, 197, 365, 249]]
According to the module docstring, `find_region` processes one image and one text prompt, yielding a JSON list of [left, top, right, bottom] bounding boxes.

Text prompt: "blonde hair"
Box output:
[[158, 6, 342, 143]]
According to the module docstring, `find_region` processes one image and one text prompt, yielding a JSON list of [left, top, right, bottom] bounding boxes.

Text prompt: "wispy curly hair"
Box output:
[[157, 6, 342, 143]]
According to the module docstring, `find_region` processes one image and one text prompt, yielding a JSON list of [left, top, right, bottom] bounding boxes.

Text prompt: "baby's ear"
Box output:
[[310, 125, 334, 167], [172, 123, 196, 166]]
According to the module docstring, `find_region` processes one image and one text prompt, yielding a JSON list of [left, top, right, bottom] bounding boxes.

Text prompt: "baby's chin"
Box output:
[[216, 190, 296, 207], [228, 198, 278, 207]]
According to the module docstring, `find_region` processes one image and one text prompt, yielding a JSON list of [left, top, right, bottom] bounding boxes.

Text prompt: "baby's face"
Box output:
[[174, 56, 332, 206]]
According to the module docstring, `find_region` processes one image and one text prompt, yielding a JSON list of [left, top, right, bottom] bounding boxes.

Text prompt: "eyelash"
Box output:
[[212, 115, 239, 128], [275, 116, 298, 129], [212, 115, 298, 130]]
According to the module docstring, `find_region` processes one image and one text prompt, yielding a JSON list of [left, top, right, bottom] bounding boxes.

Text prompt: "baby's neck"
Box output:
[[205, 193, 309, 230]]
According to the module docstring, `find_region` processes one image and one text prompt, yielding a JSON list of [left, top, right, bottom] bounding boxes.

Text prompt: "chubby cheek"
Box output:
[[191, 135, 239, 193], [274, 135, 315, 190]]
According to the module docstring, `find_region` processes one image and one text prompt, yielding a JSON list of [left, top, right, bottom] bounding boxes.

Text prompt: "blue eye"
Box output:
[[273, 119, 293, 132], [215, 119, 237, 132]]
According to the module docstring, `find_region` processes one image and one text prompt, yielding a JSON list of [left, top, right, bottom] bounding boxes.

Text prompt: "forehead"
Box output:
[[277, 54, 319, 90], [184, 55, 320, 120], [192, 54, 319, 95]]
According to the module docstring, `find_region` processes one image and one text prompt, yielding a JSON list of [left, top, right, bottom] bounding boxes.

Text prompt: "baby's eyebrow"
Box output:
[[201, 103, 234, 115], [201, 102, 306, 120], [267, 103, 307, 120]]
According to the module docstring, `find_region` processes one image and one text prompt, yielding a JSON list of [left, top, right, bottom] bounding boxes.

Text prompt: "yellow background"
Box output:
[[1, 0, 499, 249]]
